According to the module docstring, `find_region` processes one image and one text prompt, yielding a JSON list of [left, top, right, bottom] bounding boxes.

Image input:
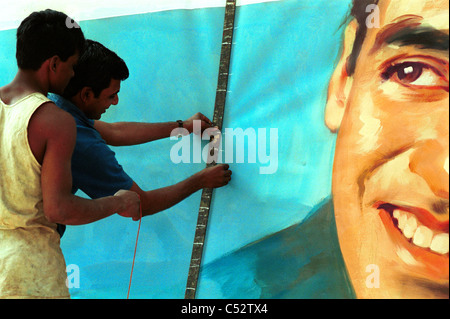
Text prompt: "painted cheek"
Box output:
[[409, 140, 449, 199], [355, 94, 382, 154]]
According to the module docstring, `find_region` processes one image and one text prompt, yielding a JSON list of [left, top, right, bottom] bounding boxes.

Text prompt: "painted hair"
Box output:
[[347, 0, 380, 75]]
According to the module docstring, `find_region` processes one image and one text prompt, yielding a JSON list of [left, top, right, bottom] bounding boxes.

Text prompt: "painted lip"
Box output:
[[375, 201, 449, 233], [373, 202, 449, 281], [375, 201, 448, 278]]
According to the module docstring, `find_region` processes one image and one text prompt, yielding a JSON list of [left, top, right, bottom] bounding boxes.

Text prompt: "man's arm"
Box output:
[[130, 164, 232, 216], [33, 103, 141, 224], [94, 112, 213, 146]]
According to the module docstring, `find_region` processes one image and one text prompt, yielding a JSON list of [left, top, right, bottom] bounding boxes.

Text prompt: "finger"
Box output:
[[200, 113, 212, 124], [201, 121, 213, 130]]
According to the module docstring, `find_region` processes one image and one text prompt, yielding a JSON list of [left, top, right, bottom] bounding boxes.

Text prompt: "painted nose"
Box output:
[[409, 140, 449, 199]]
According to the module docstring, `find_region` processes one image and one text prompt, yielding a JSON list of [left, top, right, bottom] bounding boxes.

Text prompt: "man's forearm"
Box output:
[[45, 193, 126, 225], [94, 121, 180, 146], [133, 164, 231, 216], [132, 175, 202, 216]]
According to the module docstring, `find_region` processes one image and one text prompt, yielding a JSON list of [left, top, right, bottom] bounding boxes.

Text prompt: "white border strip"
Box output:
[[0, 0, 280, 31]]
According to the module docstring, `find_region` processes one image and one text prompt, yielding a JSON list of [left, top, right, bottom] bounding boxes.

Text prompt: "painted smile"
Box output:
[[376, 202, 449, 256]]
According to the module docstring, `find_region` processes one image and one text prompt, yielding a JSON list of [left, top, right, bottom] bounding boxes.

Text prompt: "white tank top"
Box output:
[[0, 92, 69, 298]]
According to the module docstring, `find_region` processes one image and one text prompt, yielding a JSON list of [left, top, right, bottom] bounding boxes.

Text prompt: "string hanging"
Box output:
[[127, 197, 142, 299]]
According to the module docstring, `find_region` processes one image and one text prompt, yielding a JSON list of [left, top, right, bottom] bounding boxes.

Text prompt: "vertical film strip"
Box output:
[[184, 0, 236, 300]]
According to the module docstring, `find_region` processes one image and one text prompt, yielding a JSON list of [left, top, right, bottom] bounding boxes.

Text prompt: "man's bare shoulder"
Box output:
[[29, 101, 76, 141], [27, 101, 77, 164], [36, 101, 75, 128]]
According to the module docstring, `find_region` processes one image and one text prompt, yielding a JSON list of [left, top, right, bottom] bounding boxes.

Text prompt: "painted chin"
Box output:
[[376, 202, 449, 280]]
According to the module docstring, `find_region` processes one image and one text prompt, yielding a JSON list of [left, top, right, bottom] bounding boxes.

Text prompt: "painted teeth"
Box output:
[[392, 209, 449, 255], [430, 233, 450, 255]]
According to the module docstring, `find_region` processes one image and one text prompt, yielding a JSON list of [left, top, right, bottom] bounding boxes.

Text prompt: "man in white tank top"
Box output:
[[0, 9, 141, 299]]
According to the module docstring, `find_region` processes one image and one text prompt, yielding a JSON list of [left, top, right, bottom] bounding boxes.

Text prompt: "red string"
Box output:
[[127, 198, 142, 299]]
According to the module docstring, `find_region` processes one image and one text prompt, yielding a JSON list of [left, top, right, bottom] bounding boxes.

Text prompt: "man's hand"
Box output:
[[196, 164, 232, 189], [114, 189, 141, 221], [183, 112, 214, 134]]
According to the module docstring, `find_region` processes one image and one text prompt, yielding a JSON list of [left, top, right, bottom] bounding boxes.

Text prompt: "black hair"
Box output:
[[346, 0, 380, 75], [63, 39, 129, 98], [16, 9, 85, 70]]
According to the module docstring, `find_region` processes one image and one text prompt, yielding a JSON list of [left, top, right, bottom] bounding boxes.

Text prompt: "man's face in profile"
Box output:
[[83, 79, 120, 120], [325, 0, 449, 298]]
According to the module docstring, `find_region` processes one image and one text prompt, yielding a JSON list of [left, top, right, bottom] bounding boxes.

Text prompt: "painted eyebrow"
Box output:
[[370, 15, 449, 55], [386, 26, 449, 51]]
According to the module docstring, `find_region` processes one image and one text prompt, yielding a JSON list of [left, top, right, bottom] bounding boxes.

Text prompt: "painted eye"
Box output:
[[382, 61, 448, 90], [396, 63, 423, 83]]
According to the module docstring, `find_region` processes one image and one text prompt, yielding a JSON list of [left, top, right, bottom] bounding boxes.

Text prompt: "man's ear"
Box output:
[[325, 20, 357, 133], [48, 55, 60, 73], [80, 87, 94, 103]]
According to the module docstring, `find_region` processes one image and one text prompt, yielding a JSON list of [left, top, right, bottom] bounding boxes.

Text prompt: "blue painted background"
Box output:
[[0, 0, 352, 298]]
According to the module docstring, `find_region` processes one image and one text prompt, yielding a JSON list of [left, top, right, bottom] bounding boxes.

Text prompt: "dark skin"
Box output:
[[69, 78, 232, 217], [0, 53, 141, 224]]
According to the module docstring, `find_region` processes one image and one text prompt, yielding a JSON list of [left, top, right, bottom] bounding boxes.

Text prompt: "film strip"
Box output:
[[184, 0, 236, 299]]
